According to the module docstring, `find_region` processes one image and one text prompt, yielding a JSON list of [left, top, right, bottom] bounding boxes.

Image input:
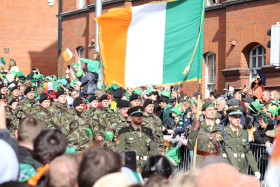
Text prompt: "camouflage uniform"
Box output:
[[6, 108, 19, 137], [16, 99, 38, 119], [97, 112, 130, 149], [29, 105, 57, 129], [142, 112, 165, 153], [63, 109, 98, 154], [49, 102, 69, 115], [187, 120, 223, 166]]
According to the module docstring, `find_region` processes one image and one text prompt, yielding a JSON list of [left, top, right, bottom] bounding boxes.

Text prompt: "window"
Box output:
[[78, 0, 86, 9], [249, 45, 266, 80], [77, 47, 85, 68], [206, 0, 217, 6], [205, 53, 216, 98]]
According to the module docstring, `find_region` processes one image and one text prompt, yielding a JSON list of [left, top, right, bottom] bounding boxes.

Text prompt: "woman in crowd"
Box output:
[[253, 112, 274, 144]]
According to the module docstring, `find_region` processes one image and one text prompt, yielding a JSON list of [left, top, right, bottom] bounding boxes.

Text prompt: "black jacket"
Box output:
[[253, 123, 274, 144], [81, 72, 98, 95]]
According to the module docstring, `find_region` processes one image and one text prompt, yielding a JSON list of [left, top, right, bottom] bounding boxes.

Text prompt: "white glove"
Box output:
[[254, 172, 261, 180]]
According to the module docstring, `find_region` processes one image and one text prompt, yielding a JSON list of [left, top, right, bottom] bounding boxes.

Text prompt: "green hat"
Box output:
[[171, 103, 182, 115], [133, 88, 141, 96], [226, 98, 239, 106], [267, 105, 279, 115], [86, 60, 98, 73], [52, 75, 57, 81], [161, 90, 171, 99], [105, 85, 110, 92], [111, 84, 120, 91], [74, 68, 83, 78], [16, 71, 25, 77], [202, 101, 215, 111], [188, 97, 195, 104], [72, 62, 79, 67], [125, 93, 130, 99], [45, 76, 53, 81], [247, 99, 264, 114], [226, 107, 243, 116]]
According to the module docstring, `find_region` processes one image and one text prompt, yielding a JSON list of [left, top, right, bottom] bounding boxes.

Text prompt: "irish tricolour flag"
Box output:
[[96, 0, 204, 88]]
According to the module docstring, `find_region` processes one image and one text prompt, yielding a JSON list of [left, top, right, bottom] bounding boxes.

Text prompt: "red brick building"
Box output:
[[60, 0, 280, 97], [0, 0, 58, 76]]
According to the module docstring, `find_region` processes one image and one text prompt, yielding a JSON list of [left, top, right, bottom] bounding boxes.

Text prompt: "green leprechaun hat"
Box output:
[[247, 99, 264, 114], [267, 105, 279, 115], [161, 90, 171, 99], [171, 103, 182, 115]]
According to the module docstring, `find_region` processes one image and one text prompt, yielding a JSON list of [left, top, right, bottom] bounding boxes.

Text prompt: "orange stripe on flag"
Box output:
[[96, 8, 132, 87]]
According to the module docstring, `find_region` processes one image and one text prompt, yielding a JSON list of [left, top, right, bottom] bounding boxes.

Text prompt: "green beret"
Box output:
[[226, 107, 243, 116], [201, 101, 215, 111]]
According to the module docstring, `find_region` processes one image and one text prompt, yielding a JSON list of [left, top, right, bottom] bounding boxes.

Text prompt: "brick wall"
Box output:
[[0, 0, 58, 76], [61, 0, 280, 96]]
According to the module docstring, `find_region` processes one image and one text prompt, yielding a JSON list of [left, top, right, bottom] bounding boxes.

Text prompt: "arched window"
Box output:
[[205, 53, 216, 98], [249, 44, 266, 80], [77, 46, 85, 68]]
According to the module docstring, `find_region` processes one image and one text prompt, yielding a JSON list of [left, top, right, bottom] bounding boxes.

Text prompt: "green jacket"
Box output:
[[116, 125, 158, 170], [29, 105, 56, 129], [162, 104, 173, 125], [187, 120, 223, 166], [223, 125, 259, 174], [16, 99, 38, 119]]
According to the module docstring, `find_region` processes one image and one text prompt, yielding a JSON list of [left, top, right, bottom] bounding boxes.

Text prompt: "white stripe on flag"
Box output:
[[66, 48, 73, 58], [125, 3, 167, 87]]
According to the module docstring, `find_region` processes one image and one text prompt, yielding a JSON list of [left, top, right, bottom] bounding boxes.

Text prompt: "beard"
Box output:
[[132, 117, 143, 125]]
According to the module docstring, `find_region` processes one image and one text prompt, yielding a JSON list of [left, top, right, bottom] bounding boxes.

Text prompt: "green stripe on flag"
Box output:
[[0, 57, 6, 65], [163, 0, 204, 84]]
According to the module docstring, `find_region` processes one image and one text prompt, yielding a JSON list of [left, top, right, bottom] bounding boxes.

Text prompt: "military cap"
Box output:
[[226, 98, 239, 106], [0, 84, 7, 89], [56, 89, 67, 99], [39, 93, 51, 103], [9, 98, 19, 105], [242, 97, 254, 104], [85, 95, 99, 103], [10, 86, 20, 93], [127, 106, 144, 116], [130, 94, 140, 102], [226, 107, 243, 116], [201, 101, 215, 111], [143, 99, 154, 109], [99, 95, 110, 102], [117, 100, 130, 108], [24, 86, 35, 95], [0, 94, 7, 102], [73, 97, 84, 107]]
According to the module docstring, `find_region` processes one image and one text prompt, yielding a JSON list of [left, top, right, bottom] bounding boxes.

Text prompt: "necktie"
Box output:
[[136, 128, 141, 138], [234, 130, 238, 137]]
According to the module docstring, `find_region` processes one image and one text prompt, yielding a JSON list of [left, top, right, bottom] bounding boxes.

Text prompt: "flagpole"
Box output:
[[192, 78, 201, 168]]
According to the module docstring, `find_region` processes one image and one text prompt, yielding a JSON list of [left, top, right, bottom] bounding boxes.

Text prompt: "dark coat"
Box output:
[[253, 123, 274, 144], [81, 72, 98, 95]]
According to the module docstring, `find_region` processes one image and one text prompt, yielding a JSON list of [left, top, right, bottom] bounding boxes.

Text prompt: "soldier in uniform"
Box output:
[[223, 107, 260, 179], [49, 89, 69, 115], [116, 106, 158, 171], [8, 86, 20, 103], [95, 95, 114, 118], [84, 95, 99, 118], [6, 98, 19, 136], [142, 99, 165, 154], [29, 93, 56, 129], [16, 86, 37, 119], [187, 101, 223, 166], [0, 84, 8, 95], [130, 94, 141, 107], [97, 100, 131, 150], [65, 97, 97, 154]]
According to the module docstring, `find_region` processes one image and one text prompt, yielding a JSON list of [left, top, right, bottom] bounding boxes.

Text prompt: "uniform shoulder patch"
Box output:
[[118, 127, 130, 135]]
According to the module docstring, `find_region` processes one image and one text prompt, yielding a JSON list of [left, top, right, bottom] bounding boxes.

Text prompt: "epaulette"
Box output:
[[118, 127, 131, 135]]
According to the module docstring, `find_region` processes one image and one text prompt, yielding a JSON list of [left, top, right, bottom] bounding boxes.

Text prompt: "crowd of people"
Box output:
[[0, 57, 279, 187]]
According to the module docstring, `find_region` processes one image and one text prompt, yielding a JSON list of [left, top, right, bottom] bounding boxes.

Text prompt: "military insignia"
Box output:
[[116, 140, 119, 145], [4, 99, 7, 102], [96, 97, 98, 100], [64, 91, 67, 94], [152, 101, 154, 104], [31, 87, 34, 91], [138, 109, 141, 111]]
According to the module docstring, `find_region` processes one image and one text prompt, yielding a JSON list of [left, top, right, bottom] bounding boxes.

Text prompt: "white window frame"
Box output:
[[205, 53, 216, 98], [77, 47, 85, 68], [78, 0, 86, 9], [249, 44, 266, 81], [206, 0, 217, 7]]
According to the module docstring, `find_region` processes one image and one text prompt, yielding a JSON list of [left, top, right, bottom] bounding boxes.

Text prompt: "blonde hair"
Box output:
[[181, 99, 192, 109], [271, 90, 280, 101]]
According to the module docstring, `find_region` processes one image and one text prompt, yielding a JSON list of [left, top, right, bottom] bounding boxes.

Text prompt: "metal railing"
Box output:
[[174, 143, 268, 180]]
